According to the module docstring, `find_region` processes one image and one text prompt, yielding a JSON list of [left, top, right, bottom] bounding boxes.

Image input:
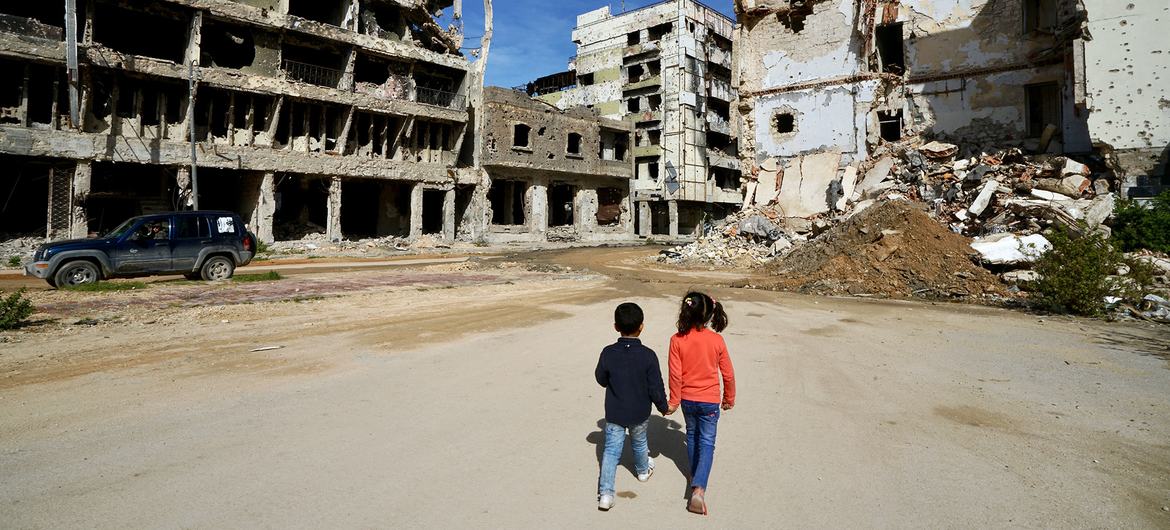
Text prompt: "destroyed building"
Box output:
[[477, 87, 635, 243], [734, 0, 1169, 207], [0, 0, 476, 243], [523, 0, 742, 238]]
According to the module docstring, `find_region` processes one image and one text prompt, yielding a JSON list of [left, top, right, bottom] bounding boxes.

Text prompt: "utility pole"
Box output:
[[187, 61, 200, 210], [64, 0, 79, 128]]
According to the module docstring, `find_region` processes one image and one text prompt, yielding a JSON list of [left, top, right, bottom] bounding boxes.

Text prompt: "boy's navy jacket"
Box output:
[[595, 337, 669, 427]]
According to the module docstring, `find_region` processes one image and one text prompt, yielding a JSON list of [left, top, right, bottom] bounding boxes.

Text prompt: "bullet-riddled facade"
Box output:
[[477, 87, 635, 243], [531, 0, 741, 237], [734, 0, 1168, 202], [0, 0, 475, 243]]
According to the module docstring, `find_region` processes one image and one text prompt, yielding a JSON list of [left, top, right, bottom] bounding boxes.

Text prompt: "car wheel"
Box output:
[[200, 256, 235, 281], [54, 261, 100, 288]]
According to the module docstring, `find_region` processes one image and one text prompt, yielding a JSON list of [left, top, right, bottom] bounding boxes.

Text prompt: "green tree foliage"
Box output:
[[1111, 191, 1170, 253]]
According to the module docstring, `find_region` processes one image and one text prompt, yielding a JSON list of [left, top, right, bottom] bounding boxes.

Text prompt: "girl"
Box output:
[[666, 291, 736, 515]]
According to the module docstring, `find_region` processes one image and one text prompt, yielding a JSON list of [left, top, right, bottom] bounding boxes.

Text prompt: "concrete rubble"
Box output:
[[660, 137, 1169, 312]]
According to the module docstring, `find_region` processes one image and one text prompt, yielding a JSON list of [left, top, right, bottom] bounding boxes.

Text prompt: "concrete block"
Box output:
[[755, 168, 780, 206], [967, 181, 998, 217]]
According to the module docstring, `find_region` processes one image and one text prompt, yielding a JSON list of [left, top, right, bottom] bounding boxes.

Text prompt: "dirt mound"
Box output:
[[766, 201, 1008, 299]]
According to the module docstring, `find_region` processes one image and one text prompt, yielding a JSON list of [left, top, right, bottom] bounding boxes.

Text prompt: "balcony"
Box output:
[[707, 148, 740, 170], [633, 145, 662, 158], [624, 75, 662, 92], [706, 111, 731, 136], [282, 59, 342, 88], [707, 47, 732, 70], [707, 78, 736, 102], [416, 86, 467, 111]]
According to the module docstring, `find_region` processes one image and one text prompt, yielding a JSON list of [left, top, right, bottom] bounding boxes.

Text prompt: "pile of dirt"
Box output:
[[765, 201, 1009, 299]]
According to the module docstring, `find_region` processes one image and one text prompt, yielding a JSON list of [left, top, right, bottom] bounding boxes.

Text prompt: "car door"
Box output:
[[112, 217, 173, 273], [172, 215, 211, 272]]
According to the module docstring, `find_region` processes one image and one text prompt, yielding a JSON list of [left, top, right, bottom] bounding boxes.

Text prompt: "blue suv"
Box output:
[[26, 211, 257, 288]]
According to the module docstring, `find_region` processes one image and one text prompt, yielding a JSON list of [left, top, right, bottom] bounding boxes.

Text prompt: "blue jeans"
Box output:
[[597, 420, 650, 496], [682, 400, 720, 490]]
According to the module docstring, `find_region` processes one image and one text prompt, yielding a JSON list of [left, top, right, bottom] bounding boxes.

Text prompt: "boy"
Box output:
[[594, 302, 669, 511]]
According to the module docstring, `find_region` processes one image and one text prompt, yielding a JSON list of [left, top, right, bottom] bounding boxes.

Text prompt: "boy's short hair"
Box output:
[[614, 302, 644, 335]]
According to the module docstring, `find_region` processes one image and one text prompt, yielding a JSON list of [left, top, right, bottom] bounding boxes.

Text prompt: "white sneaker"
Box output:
[[598, 494, 614, 511], [637, 457, 655, 482]]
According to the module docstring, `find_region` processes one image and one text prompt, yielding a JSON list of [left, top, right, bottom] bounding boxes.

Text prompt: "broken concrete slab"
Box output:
[[967, 181, 999, 217], [1083, 194, 1115, 228], [970, 233, 1052, 265], [836, 165, 859, 211], [921, 141, 959, 160], [1030, 189, 1075, 202], [742, 181, 759, 211], [755, 168, 781, 207], [853, 157, 895, 201], [1057, 157, 1090, 176], [774, 152, 842, 218]]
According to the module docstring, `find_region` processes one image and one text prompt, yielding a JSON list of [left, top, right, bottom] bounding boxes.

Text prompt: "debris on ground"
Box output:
[[657, 137, 1169, 313], [762, 201, 1008, 299]]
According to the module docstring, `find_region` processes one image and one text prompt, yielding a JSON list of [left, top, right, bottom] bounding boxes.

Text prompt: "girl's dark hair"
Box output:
[[676, 291, 728, 334]]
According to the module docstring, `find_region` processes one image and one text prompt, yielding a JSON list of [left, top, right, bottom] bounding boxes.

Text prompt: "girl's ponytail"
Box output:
[[710, 298, 728, 332]]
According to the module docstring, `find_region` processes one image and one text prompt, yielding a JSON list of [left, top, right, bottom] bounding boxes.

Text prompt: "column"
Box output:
[[638, 201, 651, 238], [529, 178, 548, 239], [326, 177, 342, 241], [252, 171, 275, 243], [409, 183, 424, 238], [442, 189, 456, 241], [668, 200, 679, 238], [69, 161, 92, 238]]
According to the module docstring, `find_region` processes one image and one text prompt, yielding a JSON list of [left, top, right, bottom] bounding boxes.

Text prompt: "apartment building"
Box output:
[[526, 0, 741, 237], [0, 0, 475, 243], [477, 87, 635, 243]]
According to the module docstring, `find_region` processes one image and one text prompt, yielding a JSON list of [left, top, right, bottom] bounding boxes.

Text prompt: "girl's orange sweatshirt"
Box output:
[[668, 327, 736, 408]]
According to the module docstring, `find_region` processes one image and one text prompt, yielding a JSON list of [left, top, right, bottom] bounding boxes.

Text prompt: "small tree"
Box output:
[[1032, 228, 1125, 316], [0, 289, 34, 330], [1112, 191, 1170, 253]]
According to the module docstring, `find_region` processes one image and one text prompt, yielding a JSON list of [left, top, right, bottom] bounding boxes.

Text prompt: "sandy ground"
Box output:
[[1, 248, 1168, 528]]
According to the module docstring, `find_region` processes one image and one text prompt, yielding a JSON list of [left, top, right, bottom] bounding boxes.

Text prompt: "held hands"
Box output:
[[663, 404, 678, 416]]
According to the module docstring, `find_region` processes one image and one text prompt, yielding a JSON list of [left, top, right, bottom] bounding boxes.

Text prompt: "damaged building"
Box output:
[[734, 0, 1169, 211], [477, 87, 635, 242], [0, 0, 475, 243], [523, 0, 742, 237]]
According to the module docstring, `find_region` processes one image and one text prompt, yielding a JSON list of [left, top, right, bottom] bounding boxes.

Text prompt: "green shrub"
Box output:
[[1032, 228, 1128, 316], [0, 289, 34, 330], [256, 241, 272, 255], [1111, 191, 1170, 253], [6, 256, 21, 267]]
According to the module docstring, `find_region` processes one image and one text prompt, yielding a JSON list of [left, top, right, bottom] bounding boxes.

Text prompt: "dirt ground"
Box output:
[[1, 247, 1168, 528]]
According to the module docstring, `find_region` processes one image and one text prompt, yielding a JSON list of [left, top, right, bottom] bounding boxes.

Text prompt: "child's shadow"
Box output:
[[586, 416, 689, 479]]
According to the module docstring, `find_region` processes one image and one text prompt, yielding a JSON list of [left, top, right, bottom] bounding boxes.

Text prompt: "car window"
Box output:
[[214, 216, 237, 235], [176, 216, 210, 239], [135, 219, 171, 241], [105, 218, 142, 239]]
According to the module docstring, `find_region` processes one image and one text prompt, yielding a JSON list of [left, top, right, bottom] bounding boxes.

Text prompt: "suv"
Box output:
[[26, 211, 257, 288]]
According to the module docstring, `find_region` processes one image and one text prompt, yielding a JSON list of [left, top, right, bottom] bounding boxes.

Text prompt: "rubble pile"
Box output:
[[765, 200, 1007, 299], [0, 237, 44, 266], [657, 138, 1165, 307], [658, 207, 797, 267]]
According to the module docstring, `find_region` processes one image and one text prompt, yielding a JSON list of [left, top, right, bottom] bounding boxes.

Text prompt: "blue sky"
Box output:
[[440, 0, 736, 88]]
